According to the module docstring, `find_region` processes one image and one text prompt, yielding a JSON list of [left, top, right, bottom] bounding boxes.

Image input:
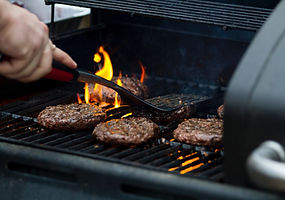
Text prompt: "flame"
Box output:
[[180, 163, 204, 174], [139, 61, 146, 83], [95, 46, 113, 80], [93, 46, 114, 105], [94, 53, 101, 63], [168, 152, 201, 173], [77, 46, 148, 110], [181, 157, 199, 166], [114, 72, 122, 108], [121, 113, 133, 118], [77, 93, 82, 104], [84, 83, 90, 104]]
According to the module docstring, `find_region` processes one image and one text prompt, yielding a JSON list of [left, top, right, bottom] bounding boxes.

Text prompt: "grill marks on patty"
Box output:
[[93, 117, 159, 146], [173, 118, 223, 147], [37, 103, 106, 130]]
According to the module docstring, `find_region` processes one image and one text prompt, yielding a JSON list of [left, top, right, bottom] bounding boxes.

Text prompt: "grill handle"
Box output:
[[246, 140, 285, 192]]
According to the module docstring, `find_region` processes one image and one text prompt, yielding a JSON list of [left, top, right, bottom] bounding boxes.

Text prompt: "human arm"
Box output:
[[0, 0, 77, 82]]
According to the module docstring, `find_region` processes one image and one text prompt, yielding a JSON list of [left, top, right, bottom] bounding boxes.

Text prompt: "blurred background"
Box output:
[[9, 0, 91, 34]]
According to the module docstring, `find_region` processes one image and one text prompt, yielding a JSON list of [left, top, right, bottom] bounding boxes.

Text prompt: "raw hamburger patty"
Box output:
[[93, 117, 159, 146], [217, 104, 224, 119], [37, 103, 106, 130], [173, 118, 223, 146], [90, 76, 148, 103]]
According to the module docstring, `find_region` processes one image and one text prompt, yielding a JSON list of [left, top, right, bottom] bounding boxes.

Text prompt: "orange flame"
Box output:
[[93, 46, 114, 105], [77, 93, 82, 104], [84, 83, 90, 104], [114, 72, 122, 108], [180, 163, 204, 174], [94, 53, 101, 63], [139, 61, 146, 83], [77, 46, 147, 109], [95, 46, 113, 80], [168, 152, 201, 173]]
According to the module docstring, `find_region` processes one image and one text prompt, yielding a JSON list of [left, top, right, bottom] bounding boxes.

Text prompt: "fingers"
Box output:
[[18, 40, 53, 82], [53, 45, 77, 69], [0, 39, 77, 82], [16, 41, 77, 82]]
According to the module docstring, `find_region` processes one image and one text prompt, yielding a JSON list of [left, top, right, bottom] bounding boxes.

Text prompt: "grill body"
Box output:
[[1, 0, 285, 199], [225, 0, 285, 186]]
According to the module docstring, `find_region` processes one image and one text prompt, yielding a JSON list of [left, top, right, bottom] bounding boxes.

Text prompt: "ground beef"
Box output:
[[217, 104, 224, 119], [93, 117, 159, 146], [173, 118, 223, 147], [37, 103, 106, 130], [89, 76, 148, 103]]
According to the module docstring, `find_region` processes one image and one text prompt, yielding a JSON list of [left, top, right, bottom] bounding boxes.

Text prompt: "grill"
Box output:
[[1, 0, 285, 199]]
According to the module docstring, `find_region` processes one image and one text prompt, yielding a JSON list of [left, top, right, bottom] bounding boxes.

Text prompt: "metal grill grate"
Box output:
[[47, 0, 272, 31], [0, 112, 223, 181]]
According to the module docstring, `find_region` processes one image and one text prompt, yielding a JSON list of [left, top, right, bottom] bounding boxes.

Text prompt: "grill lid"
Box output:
[[224, 0, 285, 187]]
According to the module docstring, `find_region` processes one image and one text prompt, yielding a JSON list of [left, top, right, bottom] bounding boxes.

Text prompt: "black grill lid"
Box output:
[[224, 0, 285, 187]]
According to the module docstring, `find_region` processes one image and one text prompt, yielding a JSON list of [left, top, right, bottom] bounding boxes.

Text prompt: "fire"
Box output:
[[94, 53, 101, 63], [180, 163, 204, 174], [114, 72, 122, 108], [84, 83, 90, 104], [94, 46, 113, 80], [139, 61, 146, 83], [93, 46, 114, 105], [168, 152, 202, 174], [77, 45, 146, 110], [77, 93, 82, 104]]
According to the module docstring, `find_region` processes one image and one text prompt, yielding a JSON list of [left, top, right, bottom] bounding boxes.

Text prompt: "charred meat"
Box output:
[[37, 103, 106, 130], [93, 117, 159, 146], [173, 118, 223, 147]]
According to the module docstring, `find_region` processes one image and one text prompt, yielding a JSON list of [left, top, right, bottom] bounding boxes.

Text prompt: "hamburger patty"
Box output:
[[37, 103, 106, 130], [173, 118, 223, 146], [90, 76, 148, 103], [93, 117, 159, 146], [217, 104, 224, 119]]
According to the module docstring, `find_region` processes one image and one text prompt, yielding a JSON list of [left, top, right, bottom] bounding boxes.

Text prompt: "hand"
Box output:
[[0, 1, 77, 82]]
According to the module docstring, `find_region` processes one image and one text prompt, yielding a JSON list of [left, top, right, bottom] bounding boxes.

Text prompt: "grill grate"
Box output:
[[47, 0, 272, 31], [0, 111, 223, 181]]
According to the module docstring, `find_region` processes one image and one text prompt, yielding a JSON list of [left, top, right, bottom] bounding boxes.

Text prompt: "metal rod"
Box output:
[[50, 3, 55, 38]]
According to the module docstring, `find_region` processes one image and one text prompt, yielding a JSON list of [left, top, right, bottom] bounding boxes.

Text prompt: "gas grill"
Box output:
[[1, 0, 285, 199]]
